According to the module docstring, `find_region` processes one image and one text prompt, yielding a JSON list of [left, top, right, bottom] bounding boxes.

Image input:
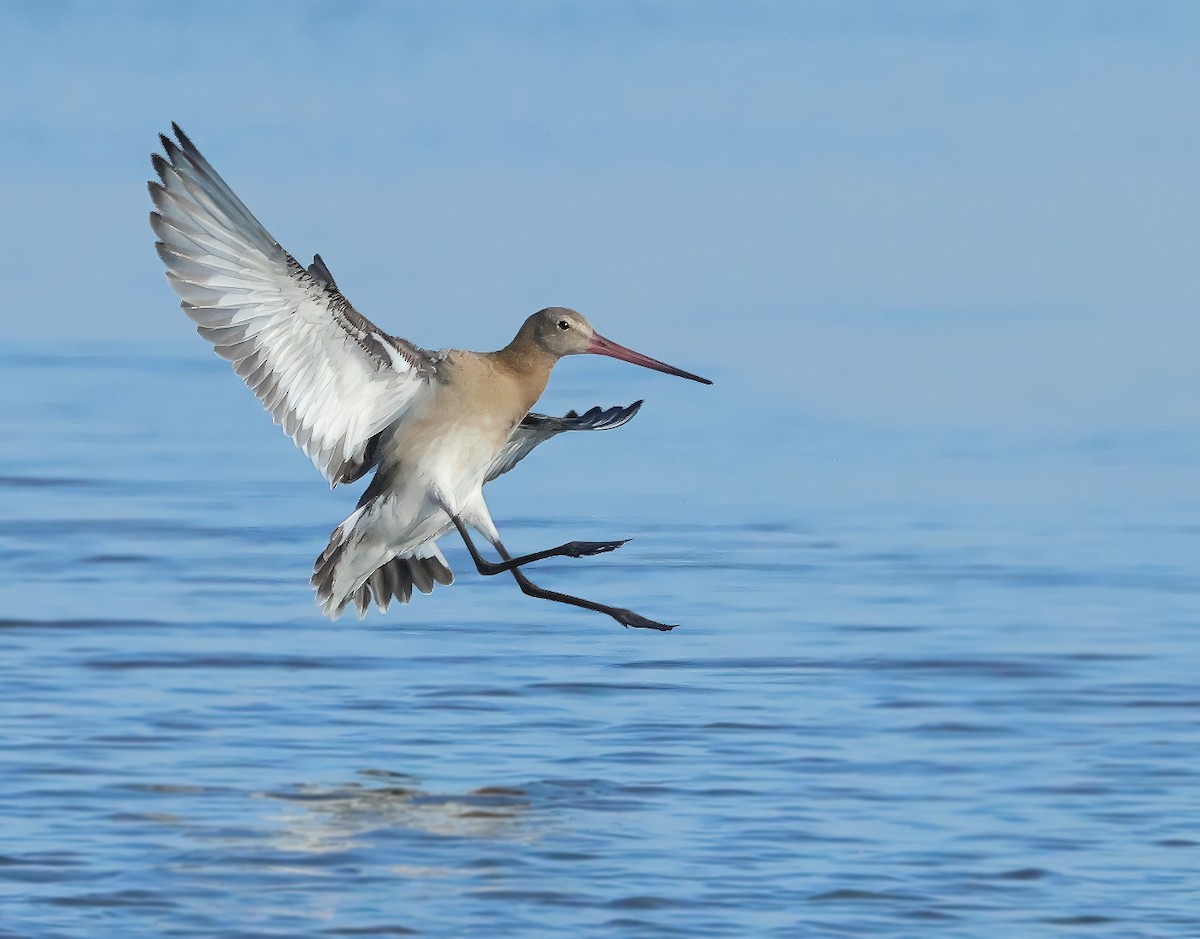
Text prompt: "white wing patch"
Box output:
[[149, 124, 435, 485]]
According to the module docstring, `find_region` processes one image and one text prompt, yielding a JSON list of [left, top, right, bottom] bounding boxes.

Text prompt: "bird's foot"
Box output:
[[563, 539, 630, 558], [612, 607, 677, 632]]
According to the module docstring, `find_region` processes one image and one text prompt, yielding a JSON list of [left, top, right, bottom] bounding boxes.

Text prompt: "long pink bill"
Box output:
[[588, 334, 713, 385]]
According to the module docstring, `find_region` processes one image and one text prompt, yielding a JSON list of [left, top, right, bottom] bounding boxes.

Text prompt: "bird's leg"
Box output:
[[446, 514, 627, 575], [444, 512, 674, 631], [492, 540, 677, 632]]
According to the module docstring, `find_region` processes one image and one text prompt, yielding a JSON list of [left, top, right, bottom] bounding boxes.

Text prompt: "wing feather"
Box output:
[[484, 401, 643, 483], [150, 124, 437, 485]]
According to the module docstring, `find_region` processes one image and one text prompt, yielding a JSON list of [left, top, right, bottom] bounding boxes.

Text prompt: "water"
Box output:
[[1, 346, 1198, 937]]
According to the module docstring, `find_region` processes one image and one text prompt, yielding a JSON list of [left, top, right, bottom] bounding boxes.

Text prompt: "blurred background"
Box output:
[[5, 0, 1198, 431]]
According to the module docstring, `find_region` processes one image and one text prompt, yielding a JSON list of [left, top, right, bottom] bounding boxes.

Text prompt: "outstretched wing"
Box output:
[[485, 401, 643, 483], [149, 123, 437, 486]]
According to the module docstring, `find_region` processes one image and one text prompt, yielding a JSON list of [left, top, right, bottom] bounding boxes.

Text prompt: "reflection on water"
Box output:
[[1, 349, 1198, 936], [261, 771, 532, 852]]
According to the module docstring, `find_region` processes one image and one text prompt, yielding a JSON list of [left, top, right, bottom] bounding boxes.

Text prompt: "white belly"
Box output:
[[369, 409, 510, 549]]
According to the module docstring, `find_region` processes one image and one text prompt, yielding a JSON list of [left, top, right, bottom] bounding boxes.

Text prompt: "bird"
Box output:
[[148, 124, 710, 631]]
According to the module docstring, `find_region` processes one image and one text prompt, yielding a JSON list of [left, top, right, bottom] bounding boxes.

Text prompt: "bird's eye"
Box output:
[[557, 320, 570, 330]]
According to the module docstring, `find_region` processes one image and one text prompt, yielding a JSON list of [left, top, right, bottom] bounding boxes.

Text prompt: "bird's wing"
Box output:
[[484, 401, 643, 483], [149, 123, 437, 486]]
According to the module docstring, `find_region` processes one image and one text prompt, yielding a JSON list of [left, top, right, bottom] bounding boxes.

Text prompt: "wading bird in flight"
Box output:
[[149, 125, 710, 631]]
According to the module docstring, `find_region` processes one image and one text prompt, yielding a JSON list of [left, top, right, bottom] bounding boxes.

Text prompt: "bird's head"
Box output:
[[524, 306, 711, 384]]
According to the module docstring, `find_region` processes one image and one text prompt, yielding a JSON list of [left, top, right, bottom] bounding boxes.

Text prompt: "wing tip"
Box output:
[[171, 122, 202, 160], [149, 151, 170, 181], [150, 122, 192, 181], [590, 400, 643, 430]]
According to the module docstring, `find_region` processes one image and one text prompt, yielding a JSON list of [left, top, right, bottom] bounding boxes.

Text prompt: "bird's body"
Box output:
[[150, 124, 709, 630], [317, 344, 553, 616]]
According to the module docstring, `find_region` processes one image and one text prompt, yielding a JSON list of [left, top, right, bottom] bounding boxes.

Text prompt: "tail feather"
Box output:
[[311, 512, 453, 619], [347, 554, 453, 618], [409, 556, 435, 594]]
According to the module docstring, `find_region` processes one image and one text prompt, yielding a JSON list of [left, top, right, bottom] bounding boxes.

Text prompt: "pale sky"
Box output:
[[2, 0, 1198, 435]]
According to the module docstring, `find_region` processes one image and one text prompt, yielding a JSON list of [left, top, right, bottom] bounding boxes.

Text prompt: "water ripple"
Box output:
[[2, 351, 1198, 937]]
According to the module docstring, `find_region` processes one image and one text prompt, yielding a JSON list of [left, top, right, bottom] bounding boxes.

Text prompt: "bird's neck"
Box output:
[[489, 334, 557, 410]]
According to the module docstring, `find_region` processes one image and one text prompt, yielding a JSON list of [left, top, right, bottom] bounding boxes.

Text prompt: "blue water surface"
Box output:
[[0, 346, 1197, 937]]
